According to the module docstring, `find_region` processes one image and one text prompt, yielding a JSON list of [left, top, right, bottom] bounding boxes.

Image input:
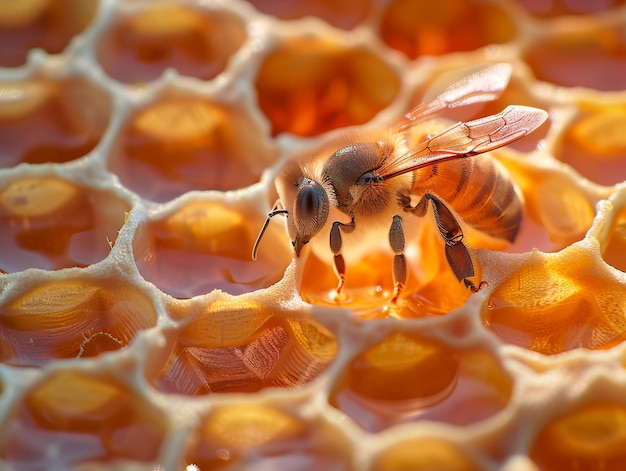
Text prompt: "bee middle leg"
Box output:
[[410, 193, 483, 292], [389, 215, 407, 303]]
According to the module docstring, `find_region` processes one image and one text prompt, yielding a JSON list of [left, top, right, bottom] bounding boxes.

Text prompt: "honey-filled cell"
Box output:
[[0, 370, 166, 468], [154, 302, 338, 395], [555, 105, 626, 186], [109, 94, 276, 201], [0, 77, 111, 166], [0, 0, 99, 67], [602, 205, 626, 272], [255, 39, 400, 136], [330, 332, 512, 432], [524, 26, 626, 91], [530, 403, 626, 471], [244, 0, 370, 30], [379, 0, 516, 59], [184, 404, 353, 470], [0, 176, 131, 272], [370, 437, 481, 471], [0, 277, 157, 366], [133, 200, 291, 298], [483, 248, 626, 355], [96, 4, 246, 83]]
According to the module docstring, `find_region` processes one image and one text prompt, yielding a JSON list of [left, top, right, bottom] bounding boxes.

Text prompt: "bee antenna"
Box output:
[[252, 203, 288, 260]]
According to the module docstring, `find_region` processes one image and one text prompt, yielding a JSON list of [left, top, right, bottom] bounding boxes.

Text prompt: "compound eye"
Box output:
[[293, 179, 329, 239]]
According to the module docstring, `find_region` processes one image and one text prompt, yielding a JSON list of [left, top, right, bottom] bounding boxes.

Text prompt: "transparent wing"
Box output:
[[397, 63, 513, 131], [379, 105, 549, 180]]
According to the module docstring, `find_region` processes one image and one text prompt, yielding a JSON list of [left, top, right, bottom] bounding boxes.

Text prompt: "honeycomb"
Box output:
[[0, 0, 625, 469]]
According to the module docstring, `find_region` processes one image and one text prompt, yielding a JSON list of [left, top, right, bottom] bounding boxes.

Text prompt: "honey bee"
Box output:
[[253, 63, 548, 303]]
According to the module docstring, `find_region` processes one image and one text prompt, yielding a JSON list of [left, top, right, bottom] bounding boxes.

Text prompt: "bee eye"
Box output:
[[293, 179, 329, 239]]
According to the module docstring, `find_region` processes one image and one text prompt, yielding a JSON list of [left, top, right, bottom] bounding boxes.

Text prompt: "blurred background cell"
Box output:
[[244, 0, 370, 29], [96, 3, 246, 83], [379, 0, 516, 59], [133, 200, 292, 298], [0, 77, 111, 166], [0, 176, 131, 272], [515, 0, 626, 17], [255, 39, 400, 136], [0, 277, 157, 366], [109, 93, 277, 201], [0, 0, 99, 67]]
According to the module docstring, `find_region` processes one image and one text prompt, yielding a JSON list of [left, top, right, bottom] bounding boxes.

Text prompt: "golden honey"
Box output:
[[0, 0, 624, 469]]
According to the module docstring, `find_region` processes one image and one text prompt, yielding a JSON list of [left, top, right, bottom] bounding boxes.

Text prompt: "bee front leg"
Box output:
[[411, 193, 484, 292], [389, 215, 407, 303], [329, 221, 352, 300]]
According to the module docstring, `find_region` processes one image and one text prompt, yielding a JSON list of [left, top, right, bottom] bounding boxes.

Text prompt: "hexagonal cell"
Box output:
[[530, 402, 626, 470], [516, 0, 626, 17], [379, 0, 516, 59], [133, 199, 291, 298], [153, 299, 338, 394], [482, 247, 626, 354], [244, 0, 370, 30], [0, 0, 99, 67], [0, 176, 131, 272], [109, 92, 277, 201], [369, 437, 481, 471], [0, 276, 157, 366], [96, 3, 246, 84], [0, 76, 111, 166], [524, 25, 626, 91], [255, 39, 401, 136], [601, 205, 626, 272], [329, 332, 512, 432], [554, 104, 626, 186], [183, 404, 354, 469], [0, 370, 167, 468]]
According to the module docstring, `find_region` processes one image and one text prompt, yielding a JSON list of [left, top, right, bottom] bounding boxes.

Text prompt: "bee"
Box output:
[[252, 63, 548, 303]]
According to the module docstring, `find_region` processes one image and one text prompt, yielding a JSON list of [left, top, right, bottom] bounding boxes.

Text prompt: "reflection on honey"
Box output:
[[371, 437, 481, 471], [96, 4, 246, 83], [380, 0, 515, 59], [134, 201, 292, 298], [0, 177, 130, 272], [255, 39, 400, 136], [0, 78, 111, 166], [484, 248, 626, 354], [0, 370, 166, 467], [154, 300, 337, 394], [330, 333, 511, 432], [530, 403, 626, 471], [110, 95, 276, 201]]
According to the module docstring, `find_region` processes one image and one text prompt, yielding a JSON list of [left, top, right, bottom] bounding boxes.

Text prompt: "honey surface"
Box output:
[[0, 0, 625, 470]]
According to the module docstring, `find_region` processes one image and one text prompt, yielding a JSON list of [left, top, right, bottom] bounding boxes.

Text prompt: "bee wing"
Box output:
[[398, 63, 512, 130], [379, 105, 548, 181]]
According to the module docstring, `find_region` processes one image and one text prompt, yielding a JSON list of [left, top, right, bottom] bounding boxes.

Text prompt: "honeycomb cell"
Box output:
[[0, 77, 111, 166], [96, 4, 246, 84], [524, 25, 626, 91], [555, 105, 626, 186], [255, 39, 400, 136], [330, 332, 512, 432], [516, 0, 626, 17], [530, 403, 626, 471], [0, 370, 167, 468], [153, 300, 338, 395], [0, 276, 157, 366], [601, 205, 626, 272], [370, 437, 481, 471], [184, 404, 353, 470], [483, 247, 626, 354], [109, 93, 276, 201], [0, 176, 131, 272], [245, 0, 370, 30], [0, 0, 99, 67], [379, 0, 516, 59], [133, 200, 291, 298]]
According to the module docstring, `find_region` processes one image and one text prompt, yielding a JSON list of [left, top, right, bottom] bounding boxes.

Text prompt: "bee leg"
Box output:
[[330, 221, 348, 299], [389, 215, 407, 303], [412, 193, 483, 292]]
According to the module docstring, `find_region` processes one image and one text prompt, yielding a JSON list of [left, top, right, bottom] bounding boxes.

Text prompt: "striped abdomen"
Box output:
[[410, 155, 522, 242]]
